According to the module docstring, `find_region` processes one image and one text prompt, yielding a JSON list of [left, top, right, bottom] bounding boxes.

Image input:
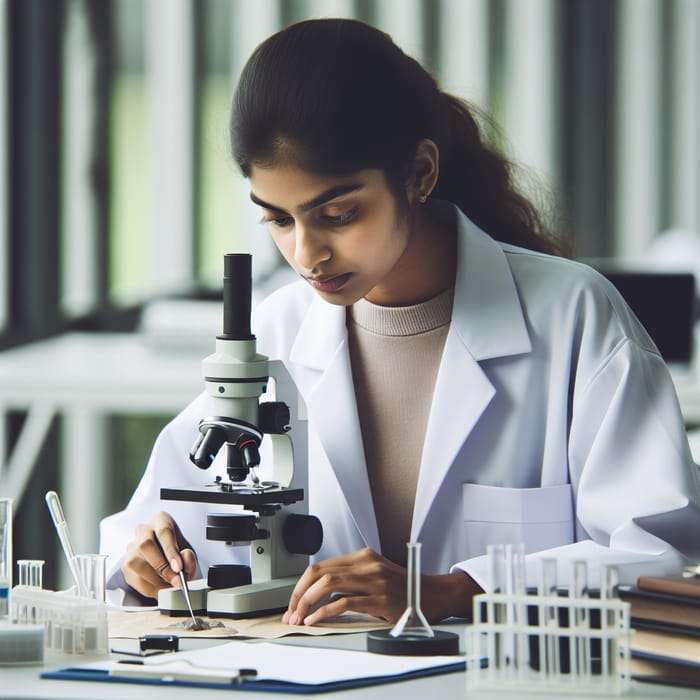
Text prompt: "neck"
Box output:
[[365, 203, 457, 307]]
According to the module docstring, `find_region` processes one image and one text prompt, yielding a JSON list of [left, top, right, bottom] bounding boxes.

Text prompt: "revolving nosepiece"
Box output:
[[189, 416, 263, 479]]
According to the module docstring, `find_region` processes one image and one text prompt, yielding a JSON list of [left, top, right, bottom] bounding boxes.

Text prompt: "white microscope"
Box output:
[[160, 254, 322, 618]]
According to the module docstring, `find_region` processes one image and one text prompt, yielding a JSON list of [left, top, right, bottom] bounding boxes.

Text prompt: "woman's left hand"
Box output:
[[281, 547, 481, 626]]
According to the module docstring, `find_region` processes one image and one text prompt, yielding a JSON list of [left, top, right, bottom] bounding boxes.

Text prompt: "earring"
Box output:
[[418, 194, 427, 204]]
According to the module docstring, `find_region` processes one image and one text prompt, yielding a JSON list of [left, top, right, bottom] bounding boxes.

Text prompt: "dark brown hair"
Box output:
[[231, 18, 567, 256]]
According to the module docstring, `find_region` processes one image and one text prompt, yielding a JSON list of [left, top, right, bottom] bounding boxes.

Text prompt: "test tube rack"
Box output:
[[466, 547, 631, 695], [10, 586, 108, 655]]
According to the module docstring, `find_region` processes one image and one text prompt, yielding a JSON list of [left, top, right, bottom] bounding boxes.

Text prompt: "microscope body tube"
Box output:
[[201, 337, 269, 426], [201, 253, 268, 426]]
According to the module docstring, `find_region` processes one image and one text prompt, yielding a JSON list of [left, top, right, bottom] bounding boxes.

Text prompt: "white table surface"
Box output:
[[1, 334, 699, 697], [2, 627, 698, 700]]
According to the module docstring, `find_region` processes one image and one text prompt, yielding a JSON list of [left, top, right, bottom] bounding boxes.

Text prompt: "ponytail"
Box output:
[[435, 95, 569, 256]]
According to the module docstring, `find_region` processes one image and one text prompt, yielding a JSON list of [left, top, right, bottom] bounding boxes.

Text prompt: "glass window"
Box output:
[[110, 0, 151, 305], [0, 0, 8, 332]]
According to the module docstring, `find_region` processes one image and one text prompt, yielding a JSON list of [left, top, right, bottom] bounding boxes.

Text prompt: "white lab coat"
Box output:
[[101, 206, 700, 602]]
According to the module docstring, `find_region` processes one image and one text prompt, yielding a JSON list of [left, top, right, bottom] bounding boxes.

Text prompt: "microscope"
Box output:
[[159, 254, 322, 618]]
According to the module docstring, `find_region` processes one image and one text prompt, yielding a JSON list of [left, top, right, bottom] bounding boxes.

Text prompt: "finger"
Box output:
[[284, 550, 394, 624], [151, 512, 184, 573], [171, 520, 195, 554], [123, 555, 173, 599], [284, 555, 378, 621], [290, 567, 408, 625], [154, 559, 180, 586], [131, 530, 178, 583], [304, 547, 376, 569], [284, 562, 331, 621], [300, 594, 382, 626], [180, 549, 198, 579], [289, 570, 365, 625]]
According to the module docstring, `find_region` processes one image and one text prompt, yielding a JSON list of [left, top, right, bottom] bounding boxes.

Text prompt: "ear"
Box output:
[[406, 139, 440, 205]]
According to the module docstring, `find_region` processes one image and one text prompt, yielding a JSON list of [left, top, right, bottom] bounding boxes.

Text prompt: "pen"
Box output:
[[112, 659, 258, 684], [45, 490, 89, 597]]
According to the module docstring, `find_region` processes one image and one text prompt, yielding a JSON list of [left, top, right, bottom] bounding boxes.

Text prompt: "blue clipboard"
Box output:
[[41, 660, 467, 694]]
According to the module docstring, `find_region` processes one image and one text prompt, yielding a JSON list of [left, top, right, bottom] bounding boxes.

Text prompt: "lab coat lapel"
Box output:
[[412, 213, 532, 540], [411, 331, 495, 538], [290, 297, 381, 551]]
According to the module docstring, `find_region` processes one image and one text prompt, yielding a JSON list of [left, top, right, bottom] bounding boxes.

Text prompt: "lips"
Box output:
[[306, 272, 352, 292]]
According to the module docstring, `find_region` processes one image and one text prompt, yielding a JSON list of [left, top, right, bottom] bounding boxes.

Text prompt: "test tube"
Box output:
[[599, 565, 620, 679], [486, 544, 507, 675], [599, 564, 619, 602], [17, 559, 45, 588], [508, 544, 526, 597], [0, 498, 13, 621], [508, 544, 528, 677], [487, 543, 506, 592], [501, 544, 526, 677], [539, 558, 560, 680], [569, 560, 591, 681], [15, 559, 44, 624]]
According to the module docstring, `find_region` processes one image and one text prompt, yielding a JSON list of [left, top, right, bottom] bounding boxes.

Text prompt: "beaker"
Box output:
[[75, 553, 107, 602], [0, 498, 13, 620]]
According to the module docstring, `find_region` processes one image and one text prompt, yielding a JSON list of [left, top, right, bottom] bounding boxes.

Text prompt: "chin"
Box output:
[[315, 288, 363, 307]]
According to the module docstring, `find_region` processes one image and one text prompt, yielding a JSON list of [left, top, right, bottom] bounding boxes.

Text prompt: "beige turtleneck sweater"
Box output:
[[346, 287, 454, 565]]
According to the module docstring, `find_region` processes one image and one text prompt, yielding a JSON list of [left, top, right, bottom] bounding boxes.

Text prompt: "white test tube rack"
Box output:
[[10, 586, 108, 655], [466, 545, 631, 695]]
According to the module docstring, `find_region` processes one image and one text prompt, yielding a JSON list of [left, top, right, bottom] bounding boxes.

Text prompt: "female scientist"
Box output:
[[101, 19, 700, 625]]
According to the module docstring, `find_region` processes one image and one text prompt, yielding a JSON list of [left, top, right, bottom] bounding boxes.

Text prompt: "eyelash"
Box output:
[[264, 215, 294, 229], [262, 206, 359, 230], [323, 206, 359, 226]]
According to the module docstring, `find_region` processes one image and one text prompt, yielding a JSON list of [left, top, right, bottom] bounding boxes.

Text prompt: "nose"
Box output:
[[294, 223, 331, 271]]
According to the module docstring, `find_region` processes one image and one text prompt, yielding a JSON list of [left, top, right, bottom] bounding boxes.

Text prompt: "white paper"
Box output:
[[110, 640, 464, 686]]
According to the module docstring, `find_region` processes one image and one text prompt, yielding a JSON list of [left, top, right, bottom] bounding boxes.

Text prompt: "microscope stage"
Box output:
[[161, 486, 304, 506]]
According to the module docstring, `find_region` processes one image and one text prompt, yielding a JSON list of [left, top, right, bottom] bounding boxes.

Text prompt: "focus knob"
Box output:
[[258, 402, 291, 434], [207, 564, 252, 589], [206, 513, 266, 542], [282, 514, 323, 555]]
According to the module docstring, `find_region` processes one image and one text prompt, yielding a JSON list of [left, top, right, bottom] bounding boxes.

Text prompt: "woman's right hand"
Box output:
[[122, 511, 198, 599]]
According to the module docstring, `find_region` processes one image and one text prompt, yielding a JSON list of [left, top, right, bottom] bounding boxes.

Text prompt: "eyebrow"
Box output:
[[250, 183, 365, 214]]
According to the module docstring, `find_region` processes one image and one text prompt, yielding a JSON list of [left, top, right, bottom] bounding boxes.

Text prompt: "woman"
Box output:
[[101, 19, 700, 625]]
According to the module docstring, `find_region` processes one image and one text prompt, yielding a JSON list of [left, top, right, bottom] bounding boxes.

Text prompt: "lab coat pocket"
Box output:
[[462, 483, 574, 556]]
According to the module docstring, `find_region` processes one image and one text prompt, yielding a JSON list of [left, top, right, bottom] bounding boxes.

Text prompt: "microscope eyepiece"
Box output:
[[221, 253, 255, 341]]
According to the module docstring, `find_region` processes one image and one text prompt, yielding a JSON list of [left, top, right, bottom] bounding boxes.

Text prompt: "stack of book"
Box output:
[[617, 572, 700, 688]]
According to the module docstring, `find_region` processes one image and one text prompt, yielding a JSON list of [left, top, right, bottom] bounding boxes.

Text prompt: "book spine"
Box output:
[[637, 577, 700, 600]]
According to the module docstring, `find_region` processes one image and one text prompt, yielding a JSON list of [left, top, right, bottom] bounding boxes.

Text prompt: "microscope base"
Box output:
[[206, 577, 298, 619], [158, 579, 209, 616]]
